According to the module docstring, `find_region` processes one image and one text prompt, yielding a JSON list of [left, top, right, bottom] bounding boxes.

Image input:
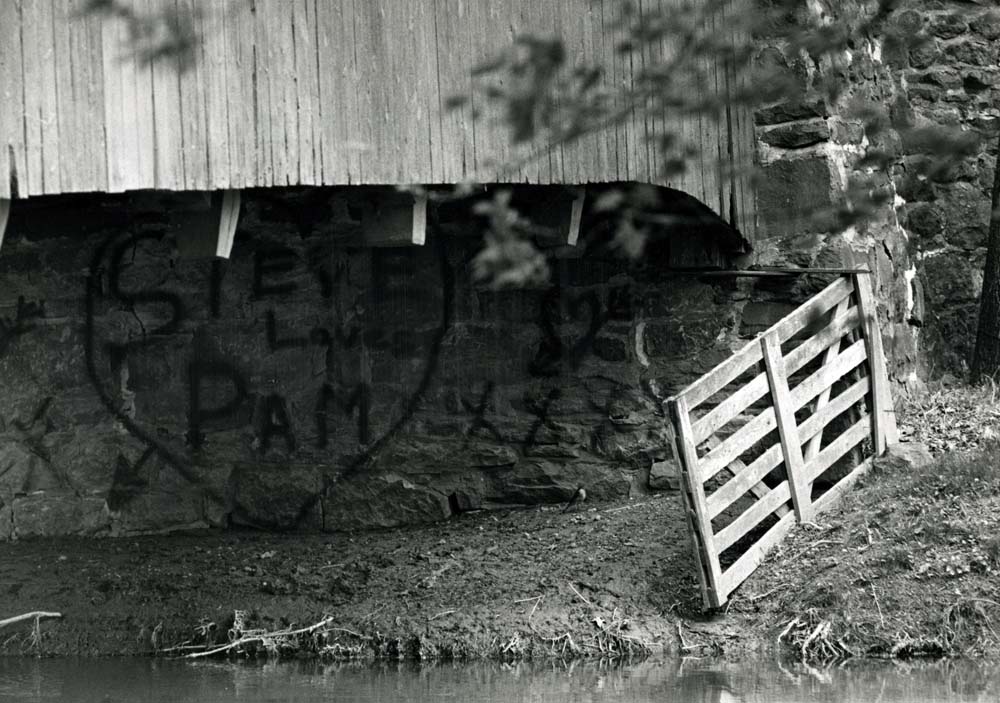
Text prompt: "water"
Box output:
[[0, 657, 998, 703]]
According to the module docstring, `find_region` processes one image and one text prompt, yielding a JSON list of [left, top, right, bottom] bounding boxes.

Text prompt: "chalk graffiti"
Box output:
[[258, 394, 296, 454], [82, 207, 455, 496], [463, 381, 502, 443], [187, 359, 248, 450], [66, 193, 660, 530], [0, 296, 45, 357], [315, 383, 370, 448]]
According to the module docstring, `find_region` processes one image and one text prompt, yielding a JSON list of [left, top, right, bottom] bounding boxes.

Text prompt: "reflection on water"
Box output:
[[0, 657, 998, 703]]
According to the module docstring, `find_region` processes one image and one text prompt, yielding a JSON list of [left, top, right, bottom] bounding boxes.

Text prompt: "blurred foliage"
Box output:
[[82, 0, 202, 71], [457, 0, 980, 287]]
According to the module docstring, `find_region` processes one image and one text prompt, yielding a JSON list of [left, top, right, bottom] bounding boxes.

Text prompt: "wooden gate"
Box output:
[[668, 273, 897, 608]]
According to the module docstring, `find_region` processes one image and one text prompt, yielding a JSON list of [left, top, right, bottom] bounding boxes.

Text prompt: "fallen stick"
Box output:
[[184, 616, 334, 659], [568, 582, 594, 608], [0, 612, 62, 630]]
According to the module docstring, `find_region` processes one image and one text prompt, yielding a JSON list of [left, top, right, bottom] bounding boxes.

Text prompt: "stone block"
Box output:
[[740, 301, 796, 338], [231, 464, 323, 530], [760, 120, 830, 149], [938, 183, 991, 249], [944, 41, 994, 67], [754, 98, 828, 126], [0, 504, 11, 541], [929, 13, 968, 39], [485, 460, 631, 505], [891, 9, 924, 36], [902, 202, 944, 240], [323, 474, 451, 530], [882, 442, 934, 471], [970, 11, 1000, 40], [909, 67, 962, 90], [756, 158, 833, 239], [12, 492, 110, 538], [909, 42, 941, 70], [112, 490, 208, 534], [592, 335, 629, 362], [648, 459, 681, 491]]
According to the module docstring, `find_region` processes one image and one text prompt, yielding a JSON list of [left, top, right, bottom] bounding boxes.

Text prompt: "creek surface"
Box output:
[[1, 657, 997, 702]]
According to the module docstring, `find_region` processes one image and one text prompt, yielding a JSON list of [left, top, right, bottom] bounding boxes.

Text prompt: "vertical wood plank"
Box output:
[[53, 0, 77, 193], [853, 272, 899, 452], [130, 0, 156, 192], [223, 0, 256, 188], [203, 0, 232, 189], [100, 8, 126, 192], [761, 332, 813, 522], [352, 0, 381, 183], [0, 0, 25, 198], [20, 0, 48, 194], [431, 0, 473, 182], [291, 0, 315, 185], [81, 2, 109, 192], [598, 0, 620, 182], [803, 296, 852, 461], [251, 3, 274, 187], [216, 190, 241, 259], [669, 395, 724, 607], [177, 0, 208, 190], [0, 199, 10, 251]]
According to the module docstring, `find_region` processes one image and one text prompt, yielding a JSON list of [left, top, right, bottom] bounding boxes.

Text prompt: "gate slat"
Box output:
[[762, 332, 812, 522], [719, 509, 798, 597], [812, 457, 875, 515], [714, 481, 791, 553], [699, 408, 777, 482], [692, 305, 860, 445], [707, 444, 783, 520], [804, 298, 853, 460], [670, 396, 724, 606], [704, 435, 791, 520], [683, 276, 853, 410], [790, 339, 867, 411], [805, 416, 871, 483], [798, 376, 870, 448]]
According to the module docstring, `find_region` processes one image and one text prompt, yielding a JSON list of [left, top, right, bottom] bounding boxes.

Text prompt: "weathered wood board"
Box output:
[[0, 0, 753, 235]]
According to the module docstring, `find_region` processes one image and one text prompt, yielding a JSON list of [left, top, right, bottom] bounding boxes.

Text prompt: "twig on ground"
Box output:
[[872, 585, 885, 628], [787, 539, 842, 565], [748, 585, 786, 602], [0, 612, 62, 630], [429, 610, 455, 621], [568, 582, 594, 607], [184, 616, 335, 659], [603, 501, 657, 514]]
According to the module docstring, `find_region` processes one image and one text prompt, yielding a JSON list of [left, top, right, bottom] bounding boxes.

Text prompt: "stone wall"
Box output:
[[753, 0, 1000, 380], [0, 188, 756, 538], [888, 1, 1000, 375]]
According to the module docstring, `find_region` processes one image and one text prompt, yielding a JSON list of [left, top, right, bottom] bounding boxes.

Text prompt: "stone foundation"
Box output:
[[0, 188, 758, 537]]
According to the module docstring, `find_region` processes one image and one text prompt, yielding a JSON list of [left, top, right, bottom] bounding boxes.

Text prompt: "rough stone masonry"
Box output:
[[0, 188, 765, 538], [753, 0, 1000, 381]]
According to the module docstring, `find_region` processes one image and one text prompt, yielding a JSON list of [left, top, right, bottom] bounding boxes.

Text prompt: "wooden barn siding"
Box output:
[[0, 0, 753, 233]]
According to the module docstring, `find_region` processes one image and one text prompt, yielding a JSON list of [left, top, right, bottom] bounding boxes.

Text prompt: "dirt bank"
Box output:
[[730, 443, 1000, 660], [3, 386, 998, 662], [0, 491, 733, 659]]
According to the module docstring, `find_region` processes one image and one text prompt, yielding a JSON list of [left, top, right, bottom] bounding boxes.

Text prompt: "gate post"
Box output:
[[852, 273, 899, 453]]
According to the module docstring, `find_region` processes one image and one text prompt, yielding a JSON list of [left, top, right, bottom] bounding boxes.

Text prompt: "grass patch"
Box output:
[[737, 444, 1000, 660]]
